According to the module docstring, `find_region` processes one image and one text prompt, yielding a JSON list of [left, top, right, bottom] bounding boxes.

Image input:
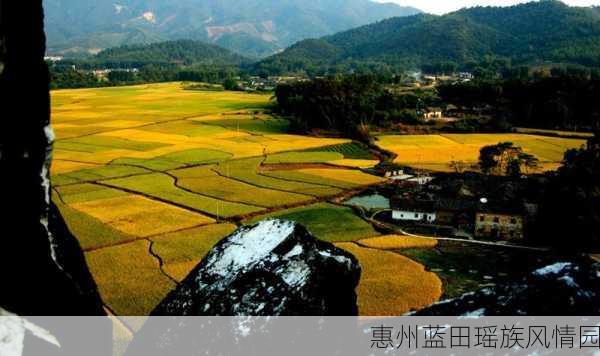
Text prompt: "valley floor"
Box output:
[[50, 83, 581, 318]]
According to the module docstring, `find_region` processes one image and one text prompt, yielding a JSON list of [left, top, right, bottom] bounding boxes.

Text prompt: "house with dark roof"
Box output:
[[434, 198, 477, 228]]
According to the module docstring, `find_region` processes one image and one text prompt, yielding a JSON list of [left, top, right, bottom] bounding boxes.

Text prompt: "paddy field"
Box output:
[[51, 82, 580, 316]]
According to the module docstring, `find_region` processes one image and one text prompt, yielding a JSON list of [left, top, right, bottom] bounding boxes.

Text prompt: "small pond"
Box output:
[[346, 194, 390, 209]]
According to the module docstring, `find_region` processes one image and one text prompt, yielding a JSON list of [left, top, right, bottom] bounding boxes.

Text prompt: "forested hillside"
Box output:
[[255, 1, 600, 75], [90, 40, 249, 68]]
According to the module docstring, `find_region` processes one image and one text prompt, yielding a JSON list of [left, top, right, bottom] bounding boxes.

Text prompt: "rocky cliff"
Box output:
[[0, 2, 112, 354], [0, 0, 104, 318]]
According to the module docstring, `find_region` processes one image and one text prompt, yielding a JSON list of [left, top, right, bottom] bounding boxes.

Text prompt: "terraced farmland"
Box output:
[[51, 83, 392, 315], [53, 83, 579, 317], [377, 133, 586, 172]]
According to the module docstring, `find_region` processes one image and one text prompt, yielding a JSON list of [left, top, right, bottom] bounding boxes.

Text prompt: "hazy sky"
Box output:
[[378, 0, 600, 15]]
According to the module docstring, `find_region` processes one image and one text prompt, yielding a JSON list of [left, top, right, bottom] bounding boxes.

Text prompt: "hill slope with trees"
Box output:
[[254, 1, 600, 75], [89, 40, 249, 68]]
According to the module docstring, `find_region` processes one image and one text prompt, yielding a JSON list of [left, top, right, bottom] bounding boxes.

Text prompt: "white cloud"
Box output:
[[375, 0, 600, 15]]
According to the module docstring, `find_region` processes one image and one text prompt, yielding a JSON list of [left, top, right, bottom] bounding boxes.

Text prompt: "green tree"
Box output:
[[535, 133, 600, 250], [223, 78, 240, 91], [479, 142, 538, 176]]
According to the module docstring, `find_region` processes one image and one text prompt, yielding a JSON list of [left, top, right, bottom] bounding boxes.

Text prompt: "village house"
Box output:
[[474, 206, 524, 240], [422, 107, 443, 120], [406, 175, 435, 185], [458, 72, 474, 81], [383, 168, 405, 178], [374, 163, 411, 179], [391, 198, 436, 222], [44, 55, 63, 62], [435, 199, 476, 228]]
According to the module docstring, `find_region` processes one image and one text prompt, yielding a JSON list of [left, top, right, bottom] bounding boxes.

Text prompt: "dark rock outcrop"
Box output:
[[125, 219, 362, 356], [0, 0, 104, 318], [153, 219, 361, 316], [0, 1, 111, 353], [416, 261, 600, 316]]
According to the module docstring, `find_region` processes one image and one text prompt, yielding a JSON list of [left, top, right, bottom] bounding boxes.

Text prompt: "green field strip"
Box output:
[[211, 157, 343, 197], [245, 203, 380, 243], [101, 172, 264, 218], [52, 165, 153, 186], [304, 142, 375, 160], [171, 166, 314, 208], [260, 169, 359, 190]]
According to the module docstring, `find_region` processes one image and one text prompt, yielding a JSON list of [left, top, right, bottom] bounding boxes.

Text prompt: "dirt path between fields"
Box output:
[[260, 162, 360, 171], [366, 209, 550, 252]]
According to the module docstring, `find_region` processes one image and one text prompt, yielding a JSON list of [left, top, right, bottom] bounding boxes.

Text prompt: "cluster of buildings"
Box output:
[[417, 105, 465, 122], [375, 166, 434, 185], [91, 68, 139, 79], [375, 165, 532, 241], [238, 76, 300, 92], [44, 56, 64, 62], [390, 196, 526, 240]]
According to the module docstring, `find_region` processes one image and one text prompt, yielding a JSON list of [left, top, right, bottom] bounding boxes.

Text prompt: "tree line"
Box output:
[[536, 134, 600, 250], [274, 75, 439, 141], [438, 73, 600, 131], [49, 63, 241, 90]]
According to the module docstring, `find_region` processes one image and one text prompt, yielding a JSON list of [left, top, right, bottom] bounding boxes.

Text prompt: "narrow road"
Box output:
[[368, 209, 550, 252]]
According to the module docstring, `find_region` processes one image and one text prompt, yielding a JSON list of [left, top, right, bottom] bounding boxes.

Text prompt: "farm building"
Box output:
[[383, 169, 405, 178], [422, 107, 443, 119], [391, 198, 436, 222], [407, 175, 435, 185], [374, 163, 410, 179], [475, 207, 524, 240], [458, 72, 474, 80], [435, 199, 477, 228], [444, 104, 461, 117]]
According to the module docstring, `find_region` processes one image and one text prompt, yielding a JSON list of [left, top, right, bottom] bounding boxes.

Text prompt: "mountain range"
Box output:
[[43, 0, 420, 58], [255, 0, 600, 74]]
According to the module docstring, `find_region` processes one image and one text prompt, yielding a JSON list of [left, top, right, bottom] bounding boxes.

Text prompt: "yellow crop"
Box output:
[[150, 223, 238, 281], [85, 240, 176, 315], [72, 195, 214, 237], [336, 243, 442, 316], [297, 168, 386, 186], [359, 235, 438, 250], [377, 133, 585, 172]]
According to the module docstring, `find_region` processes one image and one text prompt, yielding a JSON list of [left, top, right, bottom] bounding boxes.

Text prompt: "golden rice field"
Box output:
[[358, 235, 438, 250], [376, 133, 586, 172], [336, 243, 443, 316], [85, 239, 177, 316], [51, 83, 398, 315], [51, 83, 584, 317]]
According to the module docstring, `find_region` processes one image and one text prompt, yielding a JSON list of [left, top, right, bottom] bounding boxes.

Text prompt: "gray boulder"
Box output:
[[416, 261, 600, 316], [152, 219, 361, 316]]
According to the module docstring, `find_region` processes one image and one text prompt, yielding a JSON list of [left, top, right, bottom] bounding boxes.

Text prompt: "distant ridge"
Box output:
[[43, 0, 421, 58], [254, 0, 600, 74]]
